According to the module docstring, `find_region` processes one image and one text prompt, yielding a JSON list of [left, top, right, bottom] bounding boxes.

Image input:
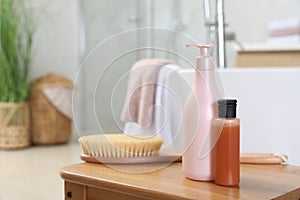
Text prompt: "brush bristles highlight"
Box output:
[[78, 134, 164, 157]]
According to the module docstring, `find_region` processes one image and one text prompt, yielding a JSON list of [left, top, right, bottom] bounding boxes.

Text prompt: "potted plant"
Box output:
[[0, 0, 33, 149]]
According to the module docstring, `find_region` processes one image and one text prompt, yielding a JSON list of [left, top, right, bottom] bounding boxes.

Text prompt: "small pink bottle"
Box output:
[[182, 44, 221, 181]]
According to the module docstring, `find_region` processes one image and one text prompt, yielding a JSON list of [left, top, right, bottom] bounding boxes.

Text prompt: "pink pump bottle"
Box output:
[[182, 44, 221, 181]]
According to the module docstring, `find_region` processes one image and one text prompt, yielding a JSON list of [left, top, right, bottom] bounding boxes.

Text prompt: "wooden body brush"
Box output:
[[78, 134, 181, 164]]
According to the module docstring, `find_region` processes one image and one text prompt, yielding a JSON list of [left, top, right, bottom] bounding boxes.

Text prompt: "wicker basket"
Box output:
[[30, 74, 73, 145], [0, 102, 31, 149]]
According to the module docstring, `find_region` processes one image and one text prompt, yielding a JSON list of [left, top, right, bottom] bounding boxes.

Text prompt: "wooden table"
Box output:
[[60, 162, 300, 200]]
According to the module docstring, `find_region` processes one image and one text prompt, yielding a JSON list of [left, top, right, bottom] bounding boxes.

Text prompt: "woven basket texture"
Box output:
[[30, 74, 73, 145], [0, 102, 30, 149]]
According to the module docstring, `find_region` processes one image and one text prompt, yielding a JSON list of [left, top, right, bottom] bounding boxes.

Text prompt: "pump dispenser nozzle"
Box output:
[[186, 44, 214, 70], [186, 44, 212, 57]]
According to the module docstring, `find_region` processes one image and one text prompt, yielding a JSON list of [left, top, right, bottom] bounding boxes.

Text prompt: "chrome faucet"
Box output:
[[203, 0, 226, 69]]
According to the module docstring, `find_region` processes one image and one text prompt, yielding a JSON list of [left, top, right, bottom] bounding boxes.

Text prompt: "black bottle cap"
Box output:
[[217, 99, 237, 118]]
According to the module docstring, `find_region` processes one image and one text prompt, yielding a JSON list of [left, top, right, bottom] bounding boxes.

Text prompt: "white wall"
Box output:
[[226, 0, 300, 43], [29, 0, 81, 81]]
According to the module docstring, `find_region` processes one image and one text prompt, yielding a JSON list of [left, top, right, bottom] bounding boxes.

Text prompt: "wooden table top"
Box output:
[[60, 162, 300, 200]]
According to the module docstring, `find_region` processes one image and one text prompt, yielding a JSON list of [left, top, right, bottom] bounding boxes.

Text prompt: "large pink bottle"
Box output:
[[182, 44, 221, 181]]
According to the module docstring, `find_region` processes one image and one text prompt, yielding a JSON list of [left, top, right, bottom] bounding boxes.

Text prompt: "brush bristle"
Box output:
[[78, 134, 164, 157]]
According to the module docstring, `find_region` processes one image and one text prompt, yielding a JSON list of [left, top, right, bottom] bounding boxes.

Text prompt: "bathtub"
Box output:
[[171, 67, 300, 166]]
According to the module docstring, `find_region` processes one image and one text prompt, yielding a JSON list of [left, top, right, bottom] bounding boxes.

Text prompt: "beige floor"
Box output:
[[0, 140, 81, 200]]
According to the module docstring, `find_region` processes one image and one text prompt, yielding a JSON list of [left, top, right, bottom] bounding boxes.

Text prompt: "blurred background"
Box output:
[[1, 0, 300, 199]]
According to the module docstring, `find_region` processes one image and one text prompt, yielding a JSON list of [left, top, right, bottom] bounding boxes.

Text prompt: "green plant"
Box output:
[[0, 0, 33, 102]]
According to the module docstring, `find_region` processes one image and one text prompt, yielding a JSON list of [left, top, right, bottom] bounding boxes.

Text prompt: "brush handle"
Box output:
[[240, 153, 288, 164]]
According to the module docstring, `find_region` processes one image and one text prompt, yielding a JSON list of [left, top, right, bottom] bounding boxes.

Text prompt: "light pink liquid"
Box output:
[[182, 69, 220, 181]]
